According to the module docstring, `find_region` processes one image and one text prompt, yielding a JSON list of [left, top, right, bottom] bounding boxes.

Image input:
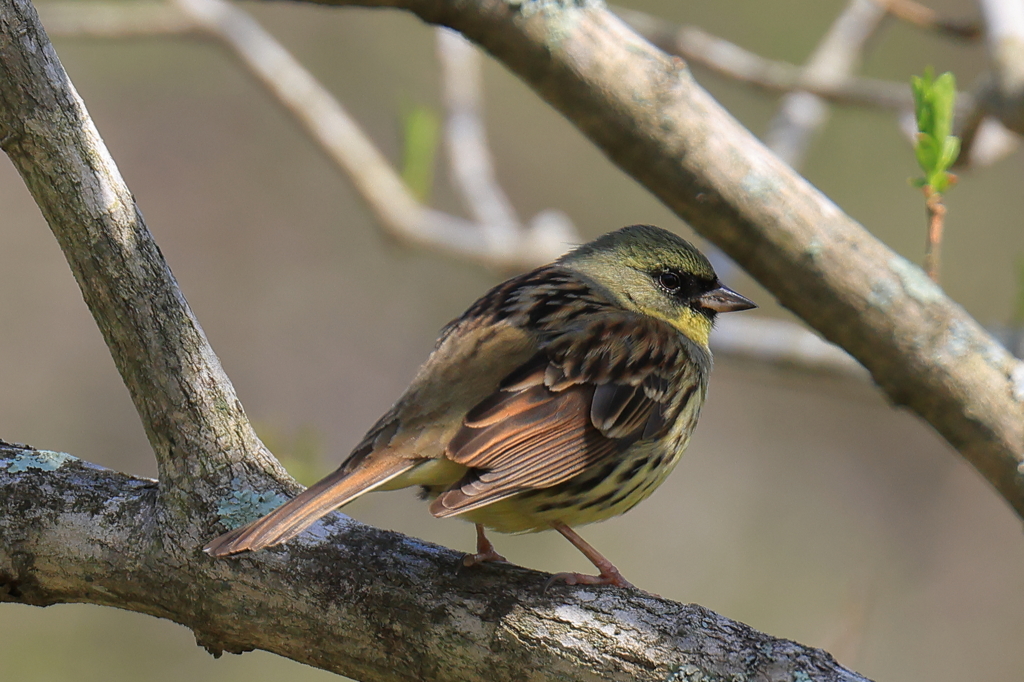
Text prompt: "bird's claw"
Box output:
[[462, 549, 508, 567], [543, 569, 633, 591]]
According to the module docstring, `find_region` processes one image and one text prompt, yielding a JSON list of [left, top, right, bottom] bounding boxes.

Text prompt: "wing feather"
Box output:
[[431, 311, 703, 518]]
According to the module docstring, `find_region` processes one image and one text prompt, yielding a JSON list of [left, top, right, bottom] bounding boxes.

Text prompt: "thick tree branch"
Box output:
[[0, 443, 871, 681], [0, 0, 288, 514], [286, 0, 1024, 517]]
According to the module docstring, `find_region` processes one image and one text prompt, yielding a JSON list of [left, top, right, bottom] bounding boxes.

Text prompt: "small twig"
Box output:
[[437, 28, 520, 249], [923, 186, 946, 282], [765, 0, 888, 168], [616, 7, 914, 112], [616, 6, 977, 118], [880, 0, 982, 40]]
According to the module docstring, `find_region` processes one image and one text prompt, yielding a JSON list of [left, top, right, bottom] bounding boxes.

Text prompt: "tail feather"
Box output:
[[204, 460, 414, 557]]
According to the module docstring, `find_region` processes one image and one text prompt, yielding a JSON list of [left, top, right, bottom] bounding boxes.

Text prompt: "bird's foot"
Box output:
[[544, 567, 633, 591], [462, 548, 508, 567], [545, 523, 634, 589], [462, 524, 507, 567]]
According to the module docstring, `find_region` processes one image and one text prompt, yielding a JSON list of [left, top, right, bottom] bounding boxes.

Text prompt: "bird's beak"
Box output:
[[696, 285, 757, 313]]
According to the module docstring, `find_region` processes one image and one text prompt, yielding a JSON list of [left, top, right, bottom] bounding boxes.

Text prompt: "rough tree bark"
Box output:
[[0, 0, 1018, 680]]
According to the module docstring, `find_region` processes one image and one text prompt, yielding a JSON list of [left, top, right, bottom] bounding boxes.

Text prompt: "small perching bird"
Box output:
[[205, 225, 755, 588]]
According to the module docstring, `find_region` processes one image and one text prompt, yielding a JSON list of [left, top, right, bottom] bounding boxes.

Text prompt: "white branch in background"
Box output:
[[438, 27, 519, 251], [437, 29, 574, 255], [713, 316, 866, 377], [764, 0, 888, 168], [977, 0, 1024, 133], [614, 6, 919, 112], [172, 0, 580, 270]]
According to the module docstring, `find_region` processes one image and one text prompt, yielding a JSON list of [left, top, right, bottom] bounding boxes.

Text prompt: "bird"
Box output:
[[204, 224, 755, 588]]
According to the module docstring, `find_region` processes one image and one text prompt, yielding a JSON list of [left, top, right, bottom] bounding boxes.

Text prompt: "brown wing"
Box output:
[[429, 312, 695, 517]]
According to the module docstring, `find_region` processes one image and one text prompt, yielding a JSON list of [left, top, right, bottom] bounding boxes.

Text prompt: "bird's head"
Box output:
[[558, 225, 756, 347]]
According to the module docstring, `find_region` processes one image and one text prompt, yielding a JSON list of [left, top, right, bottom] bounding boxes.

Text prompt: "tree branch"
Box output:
[[0, 0, 288, 516], [713, 316, 866, 378], [613, 6, 919, 113], [0, 442, 871, 681]]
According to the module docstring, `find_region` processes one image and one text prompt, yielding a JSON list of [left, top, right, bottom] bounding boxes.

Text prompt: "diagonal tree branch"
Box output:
[[0, 0, 287, 515]]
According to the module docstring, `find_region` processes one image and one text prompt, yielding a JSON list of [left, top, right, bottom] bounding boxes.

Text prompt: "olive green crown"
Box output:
[[560, 225, 716, 281]]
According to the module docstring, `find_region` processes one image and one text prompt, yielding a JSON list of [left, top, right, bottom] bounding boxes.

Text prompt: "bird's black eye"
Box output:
[[658, 271, 682, 293]]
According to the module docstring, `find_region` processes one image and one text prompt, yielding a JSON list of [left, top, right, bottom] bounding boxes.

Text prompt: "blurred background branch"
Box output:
[[42, 0, 576, 270], [762, 0, 889, 169], [882, 0, 981, 38], [615, 7, 921, 112]]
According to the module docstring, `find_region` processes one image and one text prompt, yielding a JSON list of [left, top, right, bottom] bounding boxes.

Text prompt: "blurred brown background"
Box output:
[[2, 0, 1023, 680]]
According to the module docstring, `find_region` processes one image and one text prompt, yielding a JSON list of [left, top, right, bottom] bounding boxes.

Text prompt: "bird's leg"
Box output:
[[546, 523, 633, 589], [463, 524, 507, 567]]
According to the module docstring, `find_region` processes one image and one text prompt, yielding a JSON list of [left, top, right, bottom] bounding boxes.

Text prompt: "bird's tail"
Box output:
[[203, 459, 414, 557]]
